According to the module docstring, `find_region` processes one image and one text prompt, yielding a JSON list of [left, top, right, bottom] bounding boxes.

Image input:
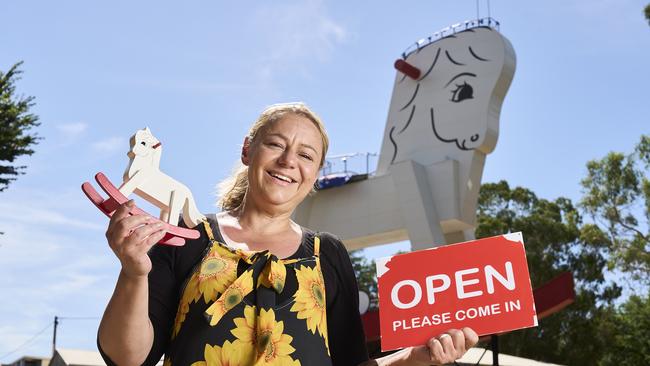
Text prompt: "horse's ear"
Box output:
[[144, 127, 151, 133]]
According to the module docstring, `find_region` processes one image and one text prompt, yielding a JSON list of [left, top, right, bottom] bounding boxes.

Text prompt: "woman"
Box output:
[[98, 103, 478, 366]]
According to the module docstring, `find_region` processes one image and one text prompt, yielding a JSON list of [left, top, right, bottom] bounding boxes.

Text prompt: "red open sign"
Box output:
[[376, 232, 537, 351]]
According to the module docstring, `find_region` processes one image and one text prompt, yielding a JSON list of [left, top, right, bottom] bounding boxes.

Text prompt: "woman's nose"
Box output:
[[277, 150, 297, 167]]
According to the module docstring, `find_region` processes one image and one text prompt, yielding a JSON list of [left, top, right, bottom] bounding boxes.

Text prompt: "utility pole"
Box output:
[[52, 316, 59, 356]]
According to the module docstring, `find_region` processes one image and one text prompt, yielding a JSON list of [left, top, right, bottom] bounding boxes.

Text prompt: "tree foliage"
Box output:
[[580, 136, 650, 285], [350, 249, 379, 309], [0, 61, 41, 192], [476, 181, 620, 365], [600, 294, 650, 366], [349, 137, 650, 363], [645, 3, 650, 26]]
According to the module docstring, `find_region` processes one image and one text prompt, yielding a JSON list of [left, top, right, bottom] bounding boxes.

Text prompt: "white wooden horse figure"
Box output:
[[294, 22, 516, 250], [119, 127, 206, 228]]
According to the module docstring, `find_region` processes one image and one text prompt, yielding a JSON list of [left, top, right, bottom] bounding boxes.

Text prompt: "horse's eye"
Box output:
[[141, 141, 146, 146], [450, 81, 473, 103]]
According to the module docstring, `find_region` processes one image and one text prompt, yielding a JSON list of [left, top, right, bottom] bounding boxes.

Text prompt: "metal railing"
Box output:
[[401, 17, 501, 59], [320, 152, 378, 177]]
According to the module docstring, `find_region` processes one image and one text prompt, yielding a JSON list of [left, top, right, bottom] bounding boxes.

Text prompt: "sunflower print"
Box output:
[[258, 258, 287, 293], [172, 243, 238, 338], [255, 308, 301, 366], [230, 305, 256, 345], [230, 306, 302, 365], [205, 269, 255, 326], [190, 340, 244, 366], [172, 270, 201, 338], [167, 220, 333, 365], [290, 264, 329, 352], [197, 246, 238, 303]]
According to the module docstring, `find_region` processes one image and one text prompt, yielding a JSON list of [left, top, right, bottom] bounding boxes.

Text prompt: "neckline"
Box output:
[[209, 215, 310, 260]]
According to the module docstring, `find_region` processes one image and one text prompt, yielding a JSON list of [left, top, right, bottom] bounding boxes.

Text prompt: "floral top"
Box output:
[[98, 216, 369, 366], [166, 220, 332, 365]]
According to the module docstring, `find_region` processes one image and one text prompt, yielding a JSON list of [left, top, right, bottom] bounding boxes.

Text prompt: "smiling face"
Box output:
[[243, 113, 324, 213]]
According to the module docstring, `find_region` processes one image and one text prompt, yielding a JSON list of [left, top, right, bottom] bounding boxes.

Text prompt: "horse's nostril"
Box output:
[[471, 134, 479, 142]]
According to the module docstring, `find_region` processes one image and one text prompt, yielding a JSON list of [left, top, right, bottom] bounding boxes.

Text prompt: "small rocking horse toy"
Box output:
[[81, 127, 204, 246]]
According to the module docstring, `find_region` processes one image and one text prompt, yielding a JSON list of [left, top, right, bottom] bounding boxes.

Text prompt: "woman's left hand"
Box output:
[[407, 327, 478, 365]]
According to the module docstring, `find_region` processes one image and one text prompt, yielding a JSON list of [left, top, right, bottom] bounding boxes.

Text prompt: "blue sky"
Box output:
[[1, 0, 648, 361]]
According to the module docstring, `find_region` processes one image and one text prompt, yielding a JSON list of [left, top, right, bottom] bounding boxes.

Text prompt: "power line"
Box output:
[[0, 316, 101, 362], [0, 322, 52, 361], [52, 316, 100, 353]]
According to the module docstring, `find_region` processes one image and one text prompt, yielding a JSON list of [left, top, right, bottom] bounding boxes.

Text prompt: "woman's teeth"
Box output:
[[270, 172, 293, 183]]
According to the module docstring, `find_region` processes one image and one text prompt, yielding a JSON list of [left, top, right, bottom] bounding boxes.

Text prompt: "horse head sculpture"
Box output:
[[377, 26, 516, 174]]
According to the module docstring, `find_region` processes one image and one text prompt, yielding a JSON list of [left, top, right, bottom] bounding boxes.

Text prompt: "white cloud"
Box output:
[[251, 0, 350, 77], [96, 0, 349, 96], [569, 0, 642, 28], [107, 76, 263, 94], [0, 202, 105, 231], [0, 323, 54, 361], [91, 136, 124, 153], [56, 122, 88, 140], [0, 188, 116, 359]]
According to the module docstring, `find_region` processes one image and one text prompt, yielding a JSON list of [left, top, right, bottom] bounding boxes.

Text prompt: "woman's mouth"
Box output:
[[266, 171, 296, 185]]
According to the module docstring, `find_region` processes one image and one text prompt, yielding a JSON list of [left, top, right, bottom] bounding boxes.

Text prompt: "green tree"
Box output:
[[349, 178, 647, 363], [0, 61, 41, 192], [350, 250, 379, 309], [580, 136, 650, 285], [600, 294, 650, 366], [645, 4, 650, 26], [349, 136, 650, 363], [476, 181, 619, 365]]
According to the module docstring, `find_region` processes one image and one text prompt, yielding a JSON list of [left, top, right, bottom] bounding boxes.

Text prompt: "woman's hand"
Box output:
[[105, 200, 167, 279], [407, 327, 478, 365]]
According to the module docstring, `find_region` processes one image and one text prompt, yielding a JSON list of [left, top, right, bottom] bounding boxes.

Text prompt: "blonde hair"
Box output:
[[217, 102, 329, 212]]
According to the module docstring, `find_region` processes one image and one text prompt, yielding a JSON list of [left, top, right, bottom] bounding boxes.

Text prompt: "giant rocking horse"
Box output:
[[293, 22, 516, 250]]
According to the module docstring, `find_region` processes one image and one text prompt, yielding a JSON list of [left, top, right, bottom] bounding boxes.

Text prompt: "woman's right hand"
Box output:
[[105, 200, 167, 279]]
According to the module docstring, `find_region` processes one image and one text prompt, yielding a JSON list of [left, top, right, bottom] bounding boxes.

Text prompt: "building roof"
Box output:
[[52, 349, 164, 366], [2, 355, 50, 366], [457, 347, 565, 366], [6, 347, 562, 366], [53, 349, 105, 366]]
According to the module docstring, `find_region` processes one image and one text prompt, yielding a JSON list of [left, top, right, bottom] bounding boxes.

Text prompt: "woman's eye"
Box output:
[[450, 81, 474, 103], [300, 153, 313, 161], [267, 142, 283, 148]]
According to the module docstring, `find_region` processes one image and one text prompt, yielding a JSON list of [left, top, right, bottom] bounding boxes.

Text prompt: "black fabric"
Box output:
[[98, 218, 369, 366]]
